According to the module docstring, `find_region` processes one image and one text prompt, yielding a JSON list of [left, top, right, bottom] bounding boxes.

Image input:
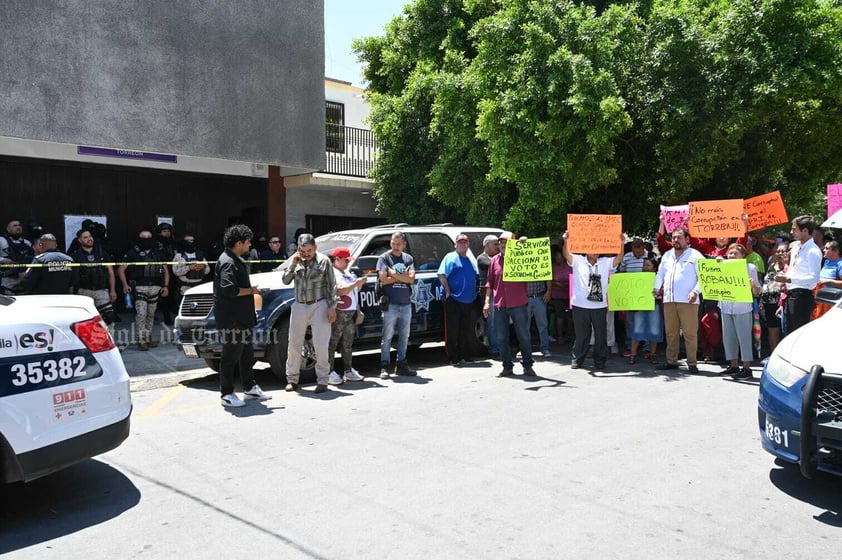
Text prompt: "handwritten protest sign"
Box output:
[[688, 199, 745, 238], [567, 214, 622, 254], [743, 191, 788, 231], [828, 184, 842, 217], [660, 204, 689, 233], [697, 259, 753, 302], [503, 237, 552, 281], [608, 272, 656, 311]]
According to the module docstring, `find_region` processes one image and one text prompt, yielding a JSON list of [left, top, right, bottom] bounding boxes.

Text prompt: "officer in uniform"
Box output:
[[70, 228, 118, 328], [155, 222, 178, 324], [0, 219, 35, 294], [20, 234, 73, 295], [118, 230, 170, 350], [172, 233, 210, 301]]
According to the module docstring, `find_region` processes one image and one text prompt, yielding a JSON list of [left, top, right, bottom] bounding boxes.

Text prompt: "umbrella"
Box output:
[[822, 208, 842, 228]]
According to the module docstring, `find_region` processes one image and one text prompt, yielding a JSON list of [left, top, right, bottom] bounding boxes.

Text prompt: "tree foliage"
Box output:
[[354, 0, 842, 234]]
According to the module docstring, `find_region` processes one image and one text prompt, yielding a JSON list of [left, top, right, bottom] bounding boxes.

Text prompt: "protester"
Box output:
[[214, 224, 271, 407], [717, 244, 762, 380], [759, 241, 789, 355], [327, 246, 367, 385]]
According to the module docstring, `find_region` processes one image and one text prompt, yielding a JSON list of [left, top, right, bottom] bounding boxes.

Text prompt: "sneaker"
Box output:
[[523, 365, 537, 376], [687, 365, 699, 374], [221, 393, 245, 407], [541, 350, 552, 358], [314, 384, 328, 394], [732, 367, 753, 380], [328, 371, 344, 385], [284, 382, 299, 392], [344, 368, 364, 382], [243, 384, 271, 401], [379, 362, 391, 379], [570, 362, 581, 370], [497, 366, 514, 377], [396, 361, 417, 376], [719, 366, 740, 376], [655, 363, 678, 370], [622, 349, 632, 357]]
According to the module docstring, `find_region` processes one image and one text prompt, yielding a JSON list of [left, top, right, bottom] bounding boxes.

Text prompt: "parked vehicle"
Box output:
[[0, 294, 132, 483], [174, 224, 503, 380], [758, 286, 842, 478]]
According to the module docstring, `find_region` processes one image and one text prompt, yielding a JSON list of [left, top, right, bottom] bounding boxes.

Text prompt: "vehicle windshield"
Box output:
[[315, 233, 365, 256]]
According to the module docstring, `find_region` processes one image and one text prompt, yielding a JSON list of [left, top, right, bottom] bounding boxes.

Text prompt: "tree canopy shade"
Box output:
[[353, 0, 842, 235]]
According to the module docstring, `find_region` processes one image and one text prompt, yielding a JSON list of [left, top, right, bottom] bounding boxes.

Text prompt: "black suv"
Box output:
[[174, 224, 502, 380]]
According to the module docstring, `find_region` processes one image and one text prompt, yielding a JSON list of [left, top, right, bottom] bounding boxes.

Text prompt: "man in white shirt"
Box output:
[[653, 227, 704, 373], [775, 215, 823, 336]]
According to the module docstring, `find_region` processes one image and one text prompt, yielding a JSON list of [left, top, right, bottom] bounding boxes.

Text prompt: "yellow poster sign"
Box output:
[[608, 272, 656, 311], [502, 237, 552, 281], [697, 259, 753, 302]]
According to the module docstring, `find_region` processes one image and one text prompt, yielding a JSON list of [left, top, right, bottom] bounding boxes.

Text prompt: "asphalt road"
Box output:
[[2, 348, 839, 559]]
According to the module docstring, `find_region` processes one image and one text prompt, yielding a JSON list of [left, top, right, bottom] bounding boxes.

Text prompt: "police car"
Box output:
[[758, 287, 842, 478], [0, 294, 131, 483], [175, 224, 503, 380]]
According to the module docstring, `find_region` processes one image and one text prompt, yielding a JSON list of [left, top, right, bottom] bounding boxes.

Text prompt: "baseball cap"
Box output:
[[331, 246, 353, 260], [483, 234, 499, 245]]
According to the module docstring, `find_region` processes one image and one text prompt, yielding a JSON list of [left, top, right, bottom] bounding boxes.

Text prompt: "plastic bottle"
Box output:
[[124, 293, 133, 309]]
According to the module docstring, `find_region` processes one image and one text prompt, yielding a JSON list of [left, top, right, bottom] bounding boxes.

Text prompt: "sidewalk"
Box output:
[[111, 314, 213, 391]]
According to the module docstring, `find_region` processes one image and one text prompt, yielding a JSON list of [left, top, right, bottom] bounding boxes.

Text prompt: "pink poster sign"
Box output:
[[828, 184, 842, 217], [660, 204, 689, 233]]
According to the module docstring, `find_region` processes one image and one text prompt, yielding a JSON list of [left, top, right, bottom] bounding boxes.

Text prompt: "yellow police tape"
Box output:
[[0, 259, 288, 268]]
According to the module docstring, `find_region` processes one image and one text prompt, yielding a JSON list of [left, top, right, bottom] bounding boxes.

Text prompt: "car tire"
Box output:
[[203, 358, 221, 372], [266, 316, 317, 382]]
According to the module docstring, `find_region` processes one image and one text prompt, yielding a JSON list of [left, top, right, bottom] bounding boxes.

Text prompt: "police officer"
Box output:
[[173, 233, 210, 299], [0, 219, 35, 294], [118, 230, 170, 351], [20, 234, 73, 295], [155, 222, 178, 324], [70, 228, 118, 327], [258, 235, 287, 272]]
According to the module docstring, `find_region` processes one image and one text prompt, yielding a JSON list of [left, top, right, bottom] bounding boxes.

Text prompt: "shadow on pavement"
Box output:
[[768, 461, 842, 527], [0, 459, 140, 554]]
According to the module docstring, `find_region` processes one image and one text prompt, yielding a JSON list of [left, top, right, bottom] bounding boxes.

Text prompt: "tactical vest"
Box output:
[[2, 236, 35, 277], [128, 247, 164, 285], [72, 248, 110, 290], [182, 251, 206, 282]]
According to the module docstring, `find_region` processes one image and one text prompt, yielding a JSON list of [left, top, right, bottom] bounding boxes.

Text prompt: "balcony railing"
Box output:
[[323, 123, 379, 178]]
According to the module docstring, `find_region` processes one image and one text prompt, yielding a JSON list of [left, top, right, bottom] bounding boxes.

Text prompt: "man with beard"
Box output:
[[281, 233, 337, 393], [118, 230, 170, 350], [70, 228, 118, 328], [214, 224, 271, 407], [0, 219, 35, 294]]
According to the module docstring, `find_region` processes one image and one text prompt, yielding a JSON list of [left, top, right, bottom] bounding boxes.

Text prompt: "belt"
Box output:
[[298, 298, 325, 305]]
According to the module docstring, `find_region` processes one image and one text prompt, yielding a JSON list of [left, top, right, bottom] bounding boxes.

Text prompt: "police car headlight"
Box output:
[[765, 352, 807, 388]]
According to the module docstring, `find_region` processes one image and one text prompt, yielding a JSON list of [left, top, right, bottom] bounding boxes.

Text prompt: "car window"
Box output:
[[360, 235, 393, 257], [407, 233, 455, 271]]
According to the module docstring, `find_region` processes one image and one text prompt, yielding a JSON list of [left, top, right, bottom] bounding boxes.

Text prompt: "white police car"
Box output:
[[758, 287, 842, 478], [0, 294, 131, 482]]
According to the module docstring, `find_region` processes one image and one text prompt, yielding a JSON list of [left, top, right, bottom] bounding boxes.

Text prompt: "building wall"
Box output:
[[0, 0, 324, 170], [285, 186, 379, 242], [325, 79, 370, 129]]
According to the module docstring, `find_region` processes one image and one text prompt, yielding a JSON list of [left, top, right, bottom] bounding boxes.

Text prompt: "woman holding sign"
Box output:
[[562, 231, 623, 371], [717, 244, 761, 380]]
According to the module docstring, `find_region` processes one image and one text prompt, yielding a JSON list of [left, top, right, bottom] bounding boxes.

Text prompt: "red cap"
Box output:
[[331, 246, 353, 259]]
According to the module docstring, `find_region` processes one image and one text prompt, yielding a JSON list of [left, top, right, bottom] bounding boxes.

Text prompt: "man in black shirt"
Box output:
[[20, 234, 72, 295], [71, 228, 117, 327], [214, 224, 271, 408]]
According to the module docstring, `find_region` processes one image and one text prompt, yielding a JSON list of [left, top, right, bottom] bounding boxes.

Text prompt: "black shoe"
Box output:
[[732, 367, 753, 380], [570, 362, 582, 369], [719, 366, 740, 376], [396, 361, 416, 376], [314, 384, 328, 393], [655, 363, 678, 370], [687, 365, 699, 373], [284, 383, 299, 392], [450, 360, 463, 367], [523, 365, 536, 376], [497, 367, 514, 377]]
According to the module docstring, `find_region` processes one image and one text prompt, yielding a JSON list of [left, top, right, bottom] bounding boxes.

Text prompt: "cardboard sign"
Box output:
[[744, 191, 788, 231], [660, 204, 689, 234], [828, 184, 842, 217], [688, 199, 745, 237], [502, 237, 552, 281], [697, 259, 753, 302], [566, 214, 622, 254], [608, 272, 656, 311]]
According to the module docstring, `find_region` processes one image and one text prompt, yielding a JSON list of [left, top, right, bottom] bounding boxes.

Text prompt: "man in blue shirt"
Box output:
[[438, 233, 479, 366]]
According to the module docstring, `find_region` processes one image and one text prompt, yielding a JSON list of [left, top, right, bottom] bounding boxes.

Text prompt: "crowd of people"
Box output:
[[4, 212, 839, 407]]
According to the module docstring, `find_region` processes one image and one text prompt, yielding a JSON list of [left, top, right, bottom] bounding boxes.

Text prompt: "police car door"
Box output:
[[404, 232, 453, 335]]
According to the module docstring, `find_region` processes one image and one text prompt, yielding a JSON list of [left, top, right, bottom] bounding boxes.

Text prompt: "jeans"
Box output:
[[527, 296, 550, 353], [493, 305, 533, 368], [381, 303, 412, 363], [485, 304, 498, 354]]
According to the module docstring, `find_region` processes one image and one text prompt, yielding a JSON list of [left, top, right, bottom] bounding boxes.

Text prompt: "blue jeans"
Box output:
[[485, 305, 498, 354], [527, 296, 550, 353], [381, 303, 412, 363], [493, 305, 533, 368]]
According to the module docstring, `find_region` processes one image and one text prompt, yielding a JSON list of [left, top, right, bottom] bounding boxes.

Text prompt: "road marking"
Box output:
[[134, 384, 186, 420]]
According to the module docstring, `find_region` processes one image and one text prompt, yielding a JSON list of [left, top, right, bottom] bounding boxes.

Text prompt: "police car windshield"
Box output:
[[314, 233, 364, 255]]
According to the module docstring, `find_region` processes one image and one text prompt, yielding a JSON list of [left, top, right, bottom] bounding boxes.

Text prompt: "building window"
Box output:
[[326, 101, 345, 153]]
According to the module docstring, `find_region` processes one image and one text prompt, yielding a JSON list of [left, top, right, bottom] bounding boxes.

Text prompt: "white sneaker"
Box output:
[[344, 368, 364, 382], [243, 384, 271, 401], [328, 371, 344, 385], [221, 393, 246, 407]]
